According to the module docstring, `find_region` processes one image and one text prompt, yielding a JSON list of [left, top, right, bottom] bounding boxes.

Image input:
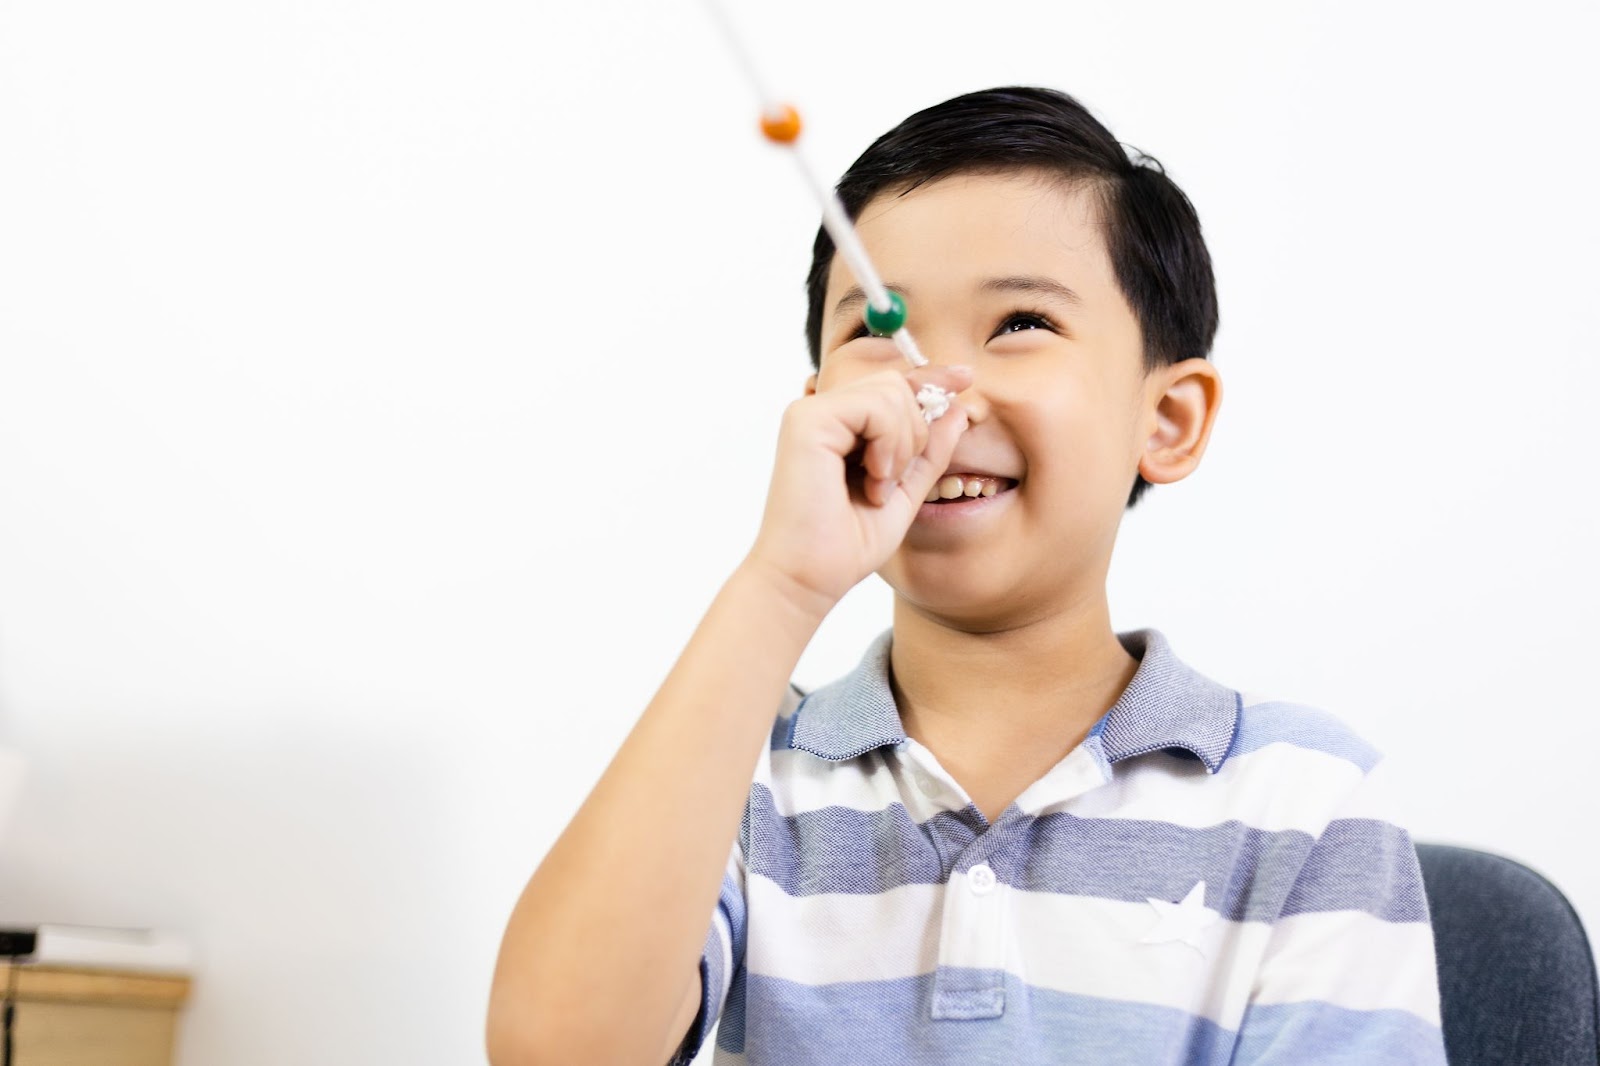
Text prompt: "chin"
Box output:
[[881, 561, 1031, 632]]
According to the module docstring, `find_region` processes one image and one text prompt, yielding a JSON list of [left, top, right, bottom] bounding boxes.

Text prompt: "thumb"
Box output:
[[906, 363, 973, 410], [897, 402, 970, 505]]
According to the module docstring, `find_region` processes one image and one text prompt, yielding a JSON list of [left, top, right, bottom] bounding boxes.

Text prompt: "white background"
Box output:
[[1, 1, 1596, 1062]]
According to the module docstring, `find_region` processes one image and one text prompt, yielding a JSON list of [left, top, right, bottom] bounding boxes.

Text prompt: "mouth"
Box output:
[[914, 474, 1019, 522], [922, 474, 1016, 503]]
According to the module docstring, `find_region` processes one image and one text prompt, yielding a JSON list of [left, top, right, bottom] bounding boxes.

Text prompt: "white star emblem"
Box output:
[[1139, 880, 1219, 955]]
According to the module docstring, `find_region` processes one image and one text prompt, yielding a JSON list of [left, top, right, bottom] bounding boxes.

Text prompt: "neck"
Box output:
[[887, 591, 1139, 770]]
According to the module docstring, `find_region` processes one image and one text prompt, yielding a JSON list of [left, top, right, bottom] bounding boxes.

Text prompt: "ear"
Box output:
[[1137, 359, 1223, 486], [804, 373, 818, 396]]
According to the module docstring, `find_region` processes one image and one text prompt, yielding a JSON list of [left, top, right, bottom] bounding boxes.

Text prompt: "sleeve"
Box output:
[[1231, 757, 1449, 1065], [666, 808, 750, 1065]]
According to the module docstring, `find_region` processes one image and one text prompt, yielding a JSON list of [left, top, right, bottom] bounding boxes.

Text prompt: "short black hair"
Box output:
[[804, 86, 1219, 509]]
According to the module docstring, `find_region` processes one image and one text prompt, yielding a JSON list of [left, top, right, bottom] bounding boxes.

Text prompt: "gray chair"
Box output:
[[1417, 844, 1600, 1065]]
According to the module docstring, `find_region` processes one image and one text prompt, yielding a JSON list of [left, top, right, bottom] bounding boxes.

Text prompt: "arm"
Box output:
[[485, 365, 973, 1066], [1232, 759, 1448, 1065], [486, 564, 821, 1066]]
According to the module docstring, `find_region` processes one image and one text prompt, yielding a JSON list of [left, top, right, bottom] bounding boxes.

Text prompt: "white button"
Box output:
[[968, 863, 997, 895], [915, 770, 940, 796]]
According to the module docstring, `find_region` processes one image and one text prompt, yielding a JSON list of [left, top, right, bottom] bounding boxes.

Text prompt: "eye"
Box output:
[[837, 321, 894, 348], [992, 311, 1057, 337]]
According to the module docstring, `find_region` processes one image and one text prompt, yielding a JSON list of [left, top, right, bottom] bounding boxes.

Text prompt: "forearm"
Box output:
[[487, 559, 827, 1066]]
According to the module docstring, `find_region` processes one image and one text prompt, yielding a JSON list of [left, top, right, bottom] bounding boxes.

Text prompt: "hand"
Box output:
[[745, 365, 972, 616]]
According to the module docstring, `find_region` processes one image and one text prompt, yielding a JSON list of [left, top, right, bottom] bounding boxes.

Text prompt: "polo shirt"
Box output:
[[672, 628, 1447, 1065]]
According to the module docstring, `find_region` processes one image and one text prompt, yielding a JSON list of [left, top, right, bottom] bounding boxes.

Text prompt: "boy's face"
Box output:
[[810, 170, 1217, 629]]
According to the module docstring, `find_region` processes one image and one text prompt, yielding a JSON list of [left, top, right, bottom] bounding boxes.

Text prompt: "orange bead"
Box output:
[[760, 104, 803, 144]]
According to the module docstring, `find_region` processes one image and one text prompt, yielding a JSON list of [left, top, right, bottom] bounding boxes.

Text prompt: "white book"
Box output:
[[7, 924, 193, 975]]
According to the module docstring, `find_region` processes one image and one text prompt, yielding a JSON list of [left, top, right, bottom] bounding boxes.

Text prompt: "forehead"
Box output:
[[829, 170, 1118, 304]]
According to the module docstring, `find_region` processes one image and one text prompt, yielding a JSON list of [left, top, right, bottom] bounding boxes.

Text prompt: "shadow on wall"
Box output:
[[0, 746, 24, 846]]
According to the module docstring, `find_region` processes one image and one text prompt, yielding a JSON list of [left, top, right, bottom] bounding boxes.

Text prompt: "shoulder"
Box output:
[[1228, 692, 1385, 775], [746, 682, 806, 792], [772, 682, 804, 741], [1215, 693, 1410, 834], [743, 680, 902, 838], [765, 682, 805, 754]]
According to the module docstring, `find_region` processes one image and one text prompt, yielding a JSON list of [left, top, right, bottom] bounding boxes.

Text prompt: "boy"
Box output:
[[487, 87, 1446, 1065]]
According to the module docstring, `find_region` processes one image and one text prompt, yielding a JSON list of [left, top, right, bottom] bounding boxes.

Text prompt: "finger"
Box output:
[[881, 405, 970, 521], [899, 402, 971, 501], [907, 363, 973, 394], [883, 375, 924, 483], [904, 364, 974, 425], [862, 427, 913, 505], [808, 383, 914, 466], [820, 385, 924, 509], [867, 373, 938, 497], [861, 422, 900, 482], [856, 370, 932, 484]]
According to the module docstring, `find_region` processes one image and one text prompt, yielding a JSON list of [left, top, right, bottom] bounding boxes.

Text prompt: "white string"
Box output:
[[892, 329, 928, 369], [790, 150, 928, 367], [699, 0, 781, 116], [700, 0, 936, 378]]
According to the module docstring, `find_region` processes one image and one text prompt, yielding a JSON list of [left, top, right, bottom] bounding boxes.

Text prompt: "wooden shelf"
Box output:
[[2, 963, 191, 1066]]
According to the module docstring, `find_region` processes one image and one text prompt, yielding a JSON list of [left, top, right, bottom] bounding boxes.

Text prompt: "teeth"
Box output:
[[924, 475, 1012, 503]]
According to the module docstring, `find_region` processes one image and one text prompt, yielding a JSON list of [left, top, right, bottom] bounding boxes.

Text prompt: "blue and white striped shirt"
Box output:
[[674, 628, 1447, 1065]]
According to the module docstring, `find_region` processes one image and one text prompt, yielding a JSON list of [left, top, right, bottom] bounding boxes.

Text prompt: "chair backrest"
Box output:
[[1417, 843, 1600, 1066]]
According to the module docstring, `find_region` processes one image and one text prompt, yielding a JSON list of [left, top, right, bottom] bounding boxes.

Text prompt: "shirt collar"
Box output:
[[789, 627, 1240, 774]]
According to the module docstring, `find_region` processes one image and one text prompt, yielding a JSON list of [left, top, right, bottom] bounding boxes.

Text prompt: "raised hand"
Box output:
[[745, 365, 972, 615]]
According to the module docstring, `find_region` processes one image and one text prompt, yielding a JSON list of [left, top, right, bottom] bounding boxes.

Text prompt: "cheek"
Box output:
[[985, 363, 1089, 441], [992, 370, 1134, 489]]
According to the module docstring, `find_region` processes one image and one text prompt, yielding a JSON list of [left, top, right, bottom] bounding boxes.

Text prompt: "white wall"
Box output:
[[1, 0, 1595, 1062]]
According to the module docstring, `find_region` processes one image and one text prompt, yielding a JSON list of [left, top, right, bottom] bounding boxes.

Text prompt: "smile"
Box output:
[[915, 475, 1019, 524], [923, 475, 1017, 502]]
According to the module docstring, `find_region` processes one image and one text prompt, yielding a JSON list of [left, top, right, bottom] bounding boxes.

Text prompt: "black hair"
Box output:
[[804, 86, 1219, 509]]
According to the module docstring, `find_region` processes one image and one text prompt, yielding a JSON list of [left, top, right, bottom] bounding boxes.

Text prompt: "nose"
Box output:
[[911, 332, 986, 423], [926, 356, 986, 425]]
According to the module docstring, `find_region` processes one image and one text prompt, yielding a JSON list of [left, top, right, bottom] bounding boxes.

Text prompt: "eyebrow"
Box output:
[[830, 274, 1083, 323], [979, 274, 1083, 307], [830, 285, 886, 324]]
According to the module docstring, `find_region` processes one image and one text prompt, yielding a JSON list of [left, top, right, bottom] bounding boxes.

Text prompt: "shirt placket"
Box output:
[[899, 749, 1011, 1020], [904, 740, 1116, 1023], [930, 845, 1011, 1019]]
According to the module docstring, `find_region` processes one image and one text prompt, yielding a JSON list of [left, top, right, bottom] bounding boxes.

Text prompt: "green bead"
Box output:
[[863, 290, 907, 336]]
